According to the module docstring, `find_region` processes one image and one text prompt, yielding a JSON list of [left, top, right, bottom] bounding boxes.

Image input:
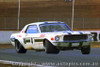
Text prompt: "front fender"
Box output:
[[10, 33, 24, 47]]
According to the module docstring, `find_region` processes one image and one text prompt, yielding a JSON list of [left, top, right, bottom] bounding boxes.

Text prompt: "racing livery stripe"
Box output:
[[67, 32, 72, 35], [25, 40, 30, 42], [35, 39, 43, 42], [24, 39, 30, 44], [79, 31, 83, 34]]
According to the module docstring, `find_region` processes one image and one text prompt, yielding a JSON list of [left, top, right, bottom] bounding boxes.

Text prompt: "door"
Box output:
[[24, 25, 44, 49], [24, 25, 39, 46]]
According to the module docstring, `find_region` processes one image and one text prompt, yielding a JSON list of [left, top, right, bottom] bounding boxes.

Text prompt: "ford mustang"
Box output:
[[10, 21, 93, 54]]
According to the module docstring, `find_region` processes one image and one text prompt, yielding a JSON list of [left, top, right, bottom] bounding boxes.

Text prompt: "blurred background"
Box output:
[[0, 0, 100, 30]]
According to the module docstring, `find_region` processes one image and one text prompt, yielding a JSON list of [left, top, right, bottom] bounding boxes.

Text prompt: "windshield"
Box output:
[[40, 23, 71, 32]]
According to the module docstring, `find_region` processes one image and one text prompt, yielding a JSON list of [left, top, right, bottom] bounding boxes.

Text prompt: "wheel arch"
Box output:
[[43, 39, 47, 47], [43, 39, 51, 47], [14, 38, 23, 47]]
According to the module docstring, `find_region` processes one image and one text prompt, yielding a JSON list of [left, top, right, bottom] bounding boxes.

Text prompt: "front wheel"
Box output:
[[81, 45, 91, 55], [15, 40, 27, 53], [44, 40, 60, 54]]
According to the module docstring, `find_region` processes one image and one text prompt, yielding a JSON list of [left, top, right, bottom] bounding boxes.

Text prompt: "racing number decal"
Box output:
[[24, 37, 34, 44], [31, 38, 33, 44], [24, 38, 30, 44]]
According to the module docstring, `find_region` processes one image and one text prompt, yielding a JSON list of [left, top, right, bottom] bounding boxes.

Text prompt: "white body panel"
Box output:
[[10, 21, 93, 51]]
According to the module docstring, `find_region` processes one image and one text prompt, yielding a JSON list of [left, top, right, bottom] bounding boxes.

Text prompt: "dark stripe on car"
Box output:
[[35, 39, 43, 42], [79, 31, 83, 34], [67, 32, 72, 35], [24, 39, 30, 44]]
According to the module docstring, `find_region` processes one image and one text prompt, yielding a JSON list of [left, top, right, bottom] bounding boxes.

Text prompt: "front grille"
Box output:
[[64, 35, 88, 41]]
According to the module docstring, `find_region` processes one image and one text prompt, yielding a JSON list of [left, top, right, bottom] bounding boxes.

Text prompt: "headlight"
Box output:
[[55, 36, 60, 41]]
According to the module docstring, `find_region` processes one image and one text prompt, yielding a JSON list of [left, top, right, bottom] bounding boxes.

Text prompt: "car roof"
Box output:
[[28, 21, 65, 25]]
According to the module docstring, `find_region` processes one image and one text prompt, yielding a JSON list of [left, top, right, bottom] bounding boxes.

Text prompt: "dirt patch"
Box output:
[[91, 42, 100, 48], [0, 44, 13, 49], [0, 64, 12, 67]]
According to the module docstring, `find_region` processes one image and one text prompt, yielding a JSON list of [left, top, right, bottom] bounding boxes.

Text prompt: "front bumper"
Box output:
[[52, 40, 90, 47]]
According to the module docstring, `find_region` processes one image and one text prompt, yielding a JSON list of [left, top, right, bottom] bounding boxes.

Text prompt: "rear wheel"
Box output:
[[15, 40, 27, 53], [44, 40, 59, 54], [81, 45, 90, 55]]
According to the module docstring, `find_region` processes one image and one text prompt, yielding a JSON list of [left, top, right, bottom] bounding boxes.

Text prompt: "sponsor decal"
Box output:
[[40, 34, 45, 37], [22, 30, 24, 33], [17, 35, 22, 37], [51, 37, 54, 41]]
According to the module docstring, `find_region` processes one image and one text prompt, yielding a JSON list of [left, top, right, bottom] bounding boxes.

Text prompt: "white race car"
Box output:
[[10, 21, 93, 54]]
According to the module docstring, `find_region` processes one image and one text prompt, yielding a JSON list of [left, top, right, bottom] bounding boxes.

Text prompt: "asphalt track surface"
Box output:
[[0, 48, 100, 67]]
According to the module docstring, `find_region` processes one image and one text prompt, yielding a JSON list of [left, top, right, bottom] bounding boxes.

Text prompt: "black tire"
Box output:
[[15, 40, 27, 53], [81, 45, 90, 55], [44, 40, 59, 54]]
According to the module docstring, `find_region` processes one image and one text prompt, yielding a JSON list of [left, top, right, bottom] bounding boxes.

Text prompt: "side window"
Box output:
[[26, 25, 39, 34]]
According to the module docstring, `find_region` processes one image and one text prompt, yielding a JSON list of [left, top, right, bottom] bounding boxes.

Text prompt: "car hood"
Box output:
[[43, 31, 90, 36]]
